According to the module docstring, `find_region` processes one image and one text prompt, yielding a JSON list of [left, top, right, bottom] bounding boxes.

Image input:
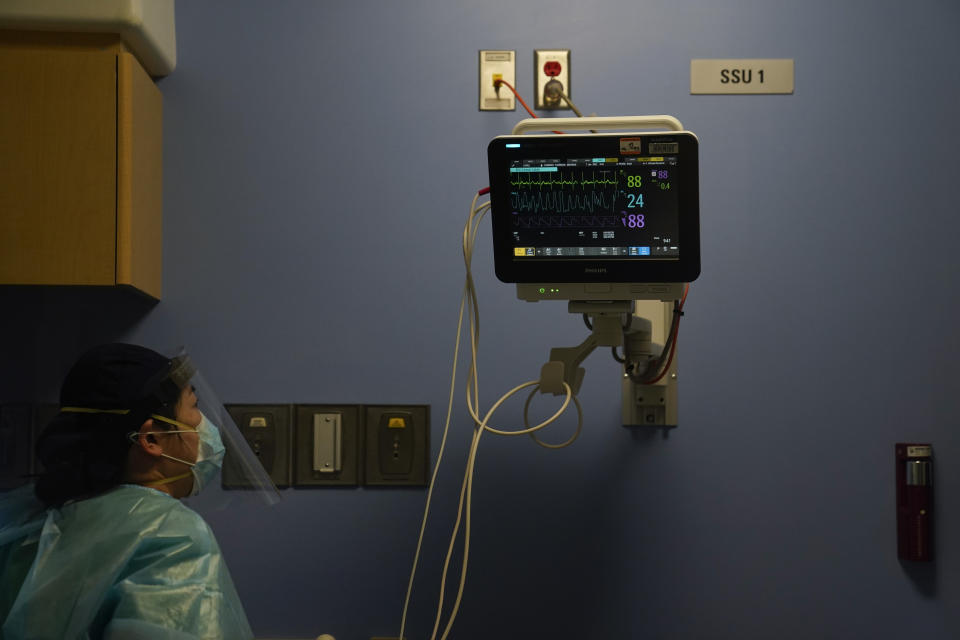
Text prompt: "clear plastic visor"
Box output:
[[171, 351, 281, 509]]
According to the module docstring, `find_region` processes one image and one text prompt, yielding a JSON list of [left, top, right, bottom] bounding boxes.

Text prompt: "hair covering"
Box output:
[[59, 342, 180, 420], [35, 343, 183, 507]]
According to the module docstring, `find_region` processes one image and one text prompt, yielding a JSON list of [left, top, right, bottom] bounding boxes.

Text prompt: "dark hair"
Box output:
[[34, 343, 182, 507]]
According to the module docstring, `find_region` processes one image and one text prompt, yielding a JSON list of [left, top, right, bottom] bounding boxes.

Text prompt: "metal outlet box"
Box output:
[[224, 404, 293, 489], [363, 404, 430, 486], [294, 405, 361, 487]]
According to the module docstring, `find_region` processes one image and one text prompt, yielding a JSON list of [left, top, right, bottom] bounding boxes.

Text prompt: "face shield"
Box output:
[[154, 349, 281, 509], [46, 343, 279, 510]]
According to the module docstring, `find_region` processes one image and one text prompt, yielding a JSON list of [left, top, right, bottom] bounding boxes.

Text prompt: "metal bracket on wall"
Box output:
[[312, 413, 343, 474], [621, 300, 679, 428], [293, 405, 361, 487]]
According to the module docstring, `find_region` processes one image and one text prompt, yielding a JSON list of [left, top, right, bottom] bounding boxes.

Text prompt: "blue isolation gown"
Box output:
[[0, 484, 253, 640]]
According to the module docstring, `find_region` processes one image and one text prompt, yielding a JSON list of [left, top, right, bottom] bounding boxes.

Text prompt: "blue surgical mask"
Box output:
[[188, 412, 225, 496]]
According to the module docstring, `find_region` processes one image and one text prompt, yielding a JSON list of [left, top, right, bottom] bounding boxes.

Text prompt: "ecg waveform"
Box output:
[[509, 171, 618, 190], [510, 169, 620, 215], [510, 190, 616, 214], [513, 215, 621, 229]]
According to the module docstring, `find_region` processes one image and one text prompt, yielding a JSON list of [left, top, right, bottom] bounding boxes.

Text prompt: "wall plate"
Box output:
[[363, 404, 429, 486], [479, 50, 516, 111], [534, 49, 570, 110], [224, 404, 293, 489]]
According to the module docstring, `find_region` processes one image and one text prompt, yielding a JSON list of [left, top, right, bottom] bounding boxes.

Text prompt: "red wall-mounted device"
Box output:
[[896, 443, 933, 562]]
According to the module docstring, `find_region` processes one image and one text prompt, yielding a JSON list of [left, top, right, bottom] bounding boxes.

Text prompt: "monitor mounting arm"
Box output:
[[539, 300, 635, 395]]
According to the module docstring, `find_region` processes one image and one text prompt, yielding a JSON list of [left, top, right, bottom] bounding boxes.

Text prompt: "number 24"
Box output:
[[626, 193, 644, 208]]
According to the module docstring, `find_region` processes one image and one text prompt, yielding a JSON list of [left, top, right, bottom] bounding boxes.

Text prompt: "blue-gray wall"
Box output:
[[2, 0, 959, 638]]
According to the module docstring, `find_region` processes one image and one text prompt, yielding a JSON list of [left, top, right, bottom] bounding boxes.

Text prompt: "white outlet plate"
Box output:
[[534, 49, 570, 110], [479, 50, 516, 111]]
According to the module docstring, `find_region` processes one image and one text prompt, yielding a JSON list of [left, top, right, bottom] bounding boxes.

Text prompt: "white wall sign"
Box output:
[[691, 59, 794, 94]]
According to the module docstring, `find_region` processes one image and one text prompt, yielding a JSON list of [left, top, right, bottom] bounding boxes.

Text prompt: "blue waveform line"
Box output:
[[513, 215, 621, 229], [510, 189, 616, 214]]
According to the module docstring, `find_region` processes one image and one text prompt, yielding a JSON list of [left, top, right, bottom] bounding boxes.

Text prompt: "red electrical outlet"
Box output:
[[534, 49, 570, 110]]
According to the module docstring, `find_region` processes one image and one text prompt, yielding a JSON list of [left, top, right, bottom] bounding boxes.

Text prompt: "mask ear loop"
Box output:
[[125, 429, 197, 490], [127, 422, 199, 468]]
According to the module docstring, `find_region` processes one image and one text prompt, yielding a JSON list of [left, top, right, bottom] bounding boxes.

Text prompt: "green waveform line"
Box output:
[[510, 171, 618, 189]]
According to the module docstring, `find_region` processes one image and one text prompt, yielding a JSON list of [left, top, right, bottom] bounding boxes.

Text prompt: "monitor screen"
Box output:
[[487, 132, 700, 285]]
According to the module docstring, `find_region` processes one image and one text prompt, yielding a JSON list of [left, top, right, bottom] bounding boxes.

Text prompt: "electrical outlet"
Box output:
[[479, 50, 515, 111], [534, 49, 570, 110]]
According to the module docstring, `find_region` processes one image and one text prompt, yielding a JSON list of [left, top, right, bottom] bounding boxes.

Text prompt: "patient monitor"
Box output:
[[487, 116, 700, 401], [487, 116, 700, 302]]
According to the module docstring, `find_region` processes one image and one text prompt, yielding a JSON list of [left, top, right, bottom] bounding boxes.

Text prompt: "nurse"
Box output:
[[0, 343, 257, 639]]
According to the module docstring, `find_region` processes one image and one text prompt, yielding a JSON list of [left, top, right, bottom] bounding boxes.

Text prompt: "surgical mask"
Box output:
[[188, 412, 226, 496], [125, 412, 225, 496]]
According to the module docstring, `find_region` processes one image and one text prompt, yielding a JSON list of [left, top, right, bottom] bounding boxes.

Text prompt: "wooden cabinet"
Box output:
[[0, 35, 163, 299]]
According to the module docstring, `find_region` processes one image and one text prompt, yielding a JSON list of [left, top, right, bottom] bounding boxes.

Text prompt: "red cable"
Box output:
[[643, 284, 690, 385], [495, 80, 563, 134], [496, 79, 537, 118], [480, 80, 561, 196]]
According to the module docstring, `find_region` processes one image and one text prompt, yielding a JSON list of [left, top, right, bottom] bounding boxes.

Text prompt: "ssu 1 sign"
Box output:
[[720, 68, 765, 84], [690, 59, 794, 94]]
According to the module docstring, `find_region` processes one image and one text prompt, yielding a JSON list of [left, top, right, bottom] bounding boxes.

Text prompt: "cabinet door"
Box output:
[[117, 51, 162, 299], [0, 49, 118, 286]]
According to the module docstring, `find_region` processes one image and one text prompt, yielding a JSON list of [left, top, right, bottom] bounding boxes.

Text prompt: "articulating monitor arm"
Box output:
[[539, 300, 636, 396]]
